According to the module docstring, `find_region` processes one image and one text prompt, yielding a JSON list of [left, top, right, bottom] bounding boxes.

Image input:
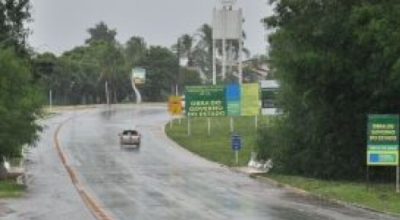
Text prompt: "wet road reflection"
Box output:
[[58, 105, 396, 220]]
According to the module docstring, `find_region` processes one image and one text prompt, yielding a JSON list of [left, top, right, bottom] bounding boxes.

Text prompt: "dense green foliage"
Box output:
[[0, 48, 42, 157], [0, 0, 43, 158], [0, 0, 31, 54], [259, 0, 400, 179], [35, 22, 203, 104], [85, 21, 117, 45], [139, 46, 179, 101]]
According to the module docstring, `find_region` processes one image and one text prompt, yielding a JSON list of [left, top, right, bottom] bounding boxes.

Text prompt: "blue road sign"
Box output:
[[232, 134, 241, 151]]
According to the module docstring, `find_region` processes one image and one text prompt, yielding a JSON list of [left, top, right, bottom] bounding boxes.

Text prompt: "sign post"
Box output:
[[367, 114, 399, 192], [230, 117, 234, 133], [188, 117, 191, 136], [232, 133, 241, 165], [208, 117, 211, 136], [49, 89, 53, 111], [397, 166, 399, 193]]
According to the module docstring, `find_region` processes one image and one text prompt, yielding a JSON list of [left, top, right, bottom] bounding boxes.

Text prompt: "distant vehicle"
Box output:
[[119, 130, 141, 146]]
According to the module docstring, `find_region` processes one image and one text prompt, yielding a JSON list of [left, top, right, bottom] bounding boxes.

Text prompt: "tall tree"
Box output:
[[260, 0, 400, 179], [0, 48, 43, 158], [173, 34, 195, 67], [85, 21, 117, 45], [124, 36, 147, 68], [0, 0, 31, 54], [193, 24, 213, 76], [139, 46, 178, 101], [84, 22, 125, 103]]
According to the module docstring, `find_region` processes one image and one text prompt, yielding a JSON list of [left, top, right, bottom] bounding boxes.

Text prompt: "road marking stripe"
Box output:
[[53, 113, 115, 220]]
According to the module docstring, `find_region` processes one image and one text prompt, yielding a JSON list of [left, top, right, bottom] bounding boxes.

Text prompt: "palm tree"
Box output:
[[195, 23, 250, 80], [192, 24, 213, 77], [124, 36, 147, 67], [177, 34, 195, 66]]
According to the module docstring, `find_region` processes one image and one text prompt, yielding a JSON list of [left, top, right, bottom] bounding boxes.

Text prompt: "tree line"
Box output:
[[258, 0, 400, 180], [34, 21, 204, 105], [34, 21, 262, 105]]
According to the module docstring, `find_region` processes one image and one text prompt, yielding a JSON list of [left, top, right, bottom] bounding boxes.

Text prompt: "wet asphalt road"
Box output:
[[2, 105, 398, 220]]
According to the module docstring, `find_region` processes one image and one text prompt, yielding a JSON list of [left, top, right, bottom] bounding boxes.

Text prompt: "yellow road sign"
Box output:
[[168, 96, 183, 115]]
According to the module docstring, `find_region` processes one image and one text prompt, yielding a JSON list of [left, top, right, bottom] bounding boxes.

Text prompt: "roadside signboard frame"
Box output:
[[132, 67, 146, 85], [367, 115, 399, 166], [367, 114, 399, 193], [185, 85, 227, 117]]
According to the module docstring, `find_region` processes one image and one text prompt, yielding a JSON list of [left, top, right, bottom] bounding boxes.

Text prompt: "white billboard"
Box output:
[[132, 67, 146, 85], [213, 9, 242, 40]]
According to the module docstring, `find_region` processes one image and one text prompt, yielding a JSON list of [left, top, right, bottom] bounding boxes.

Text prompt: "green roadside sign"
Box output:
[[185, 86, 227, 117], [367, 115, 399, 166], [185, 84, 260, 117]]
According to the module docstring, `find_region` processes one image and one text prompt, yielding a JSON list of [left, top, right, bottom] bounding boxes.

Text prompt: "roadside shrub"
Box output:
[[0, 48, 43, 158]]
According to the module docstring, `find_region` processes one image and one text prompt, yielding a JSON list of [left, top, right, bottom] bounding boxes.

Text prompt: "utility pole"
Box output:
[[177, 38, 181, 95], [49, 89, 53, 111], [212, 34, 217, 85], [105, 81, 110, 105], [238, 8, 243, 85]]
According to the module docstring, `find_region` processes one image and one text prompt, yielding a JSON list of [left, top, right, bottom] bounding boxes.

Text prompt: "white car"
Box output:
[[119, 130, 141, 146]]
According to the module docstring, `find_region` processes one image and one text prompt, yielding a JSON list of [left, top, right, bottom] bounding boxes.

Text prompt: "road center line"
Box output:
[[53, 111, 115, 220]]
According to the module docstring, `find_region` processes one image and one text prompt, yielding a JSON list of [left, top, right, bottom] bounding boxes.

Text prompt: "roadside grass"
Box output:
[[0, 180, 24, 198], [166, 116, 400, 215], [265, 173, 400, 215], [165, 116, 269, 167]]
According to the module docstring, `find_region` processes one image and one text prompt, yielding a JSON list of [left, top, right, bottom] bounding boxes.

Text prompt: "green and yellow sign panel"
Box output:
[[185, 84, 260, 117], [185, 86, 227, 117], [241, 83, 260, 116], [367, 115, 399, 166]]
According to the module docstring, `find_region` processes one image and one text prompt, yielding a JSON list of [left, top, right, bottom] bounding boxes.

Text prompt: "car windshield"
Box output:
[[123, 130, 138, 135]]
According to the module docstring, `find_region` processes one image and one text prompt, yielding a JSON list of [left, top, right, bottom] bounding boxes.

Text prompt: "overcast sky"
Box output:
[[28, 0, 274, 56]]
